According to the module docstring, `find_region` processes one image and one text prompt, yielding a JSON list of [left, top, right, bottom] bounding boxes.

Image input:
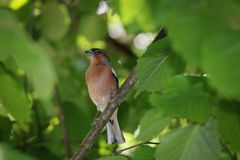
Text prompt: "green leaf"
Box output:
[[0, 143, 36, 160], [96, 155, 127, 160], [78, 14, 107, 41], [138, 109, 171, 141], [132, 146, 155, 160], [120, 92, 153, 132], [219, 153, 232, 160], [0, 117, 12, 143], [39, 1, 70, 41], [26, 146, 60, 160], [150, 75, 213, 123], [155, 122, 221, 160], [156, 0, 237, 66], [135, 38, 184, 97], [156, 0, 240, 99], [0, 9, 56, 99], [62, 101, 92, 142], [76, 0, 99, 12], [0, 69, 31, 131], [202, 30, 240, 99], [154, 0, 208, 66], [214, 101, 240, 151], [117, 0, 155, 33]]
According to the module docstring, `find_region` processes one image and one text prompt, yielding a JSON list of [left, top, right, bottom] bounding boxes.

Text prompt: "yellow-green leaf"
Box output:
[[0, 69, 31, 131]]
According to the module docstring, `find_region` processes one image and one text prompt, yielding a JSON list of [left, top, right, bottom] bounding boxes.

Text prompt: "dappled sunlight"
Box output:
[[107, 13, 127, 39], [117, 131, 138, 155], [97, 0, 108, 15], [9, 0, 28, 10], [133, 32, 154, 50], [76, 35, 105, 51], [0, 0, 240, 159]]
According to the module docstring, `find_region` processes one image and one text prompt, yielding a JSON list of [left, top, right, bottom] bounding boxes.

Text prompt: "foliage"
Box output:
[[0, 68, 31, 131], [0, 0, 239, 159], [155, 120, 221, 160]]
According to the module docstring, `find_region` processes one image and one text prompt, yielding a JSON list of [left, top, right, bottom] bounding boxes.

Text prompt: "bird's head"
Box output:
[[85, 48, 110, 65]]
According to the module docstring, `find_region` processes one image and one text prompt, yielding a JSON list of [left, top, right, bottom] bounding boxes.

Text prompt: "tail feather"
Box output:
[[106, 116, 125, 144], [106, 122, 115, 144]]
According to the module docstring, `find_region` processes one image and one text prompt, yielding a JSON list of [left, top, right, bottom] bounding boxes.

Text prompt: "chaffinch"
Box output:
[[85, 48, 125, 144]]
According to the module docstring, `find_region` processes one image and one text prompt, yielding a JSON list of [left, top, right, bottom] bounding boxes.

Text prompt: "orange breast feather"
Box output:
[[85, 64, 117, 111]]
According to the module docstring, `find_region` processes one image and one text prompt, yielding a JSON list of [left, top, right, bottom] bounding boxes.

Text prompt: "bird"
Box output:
[[85, 48, 125, 144]]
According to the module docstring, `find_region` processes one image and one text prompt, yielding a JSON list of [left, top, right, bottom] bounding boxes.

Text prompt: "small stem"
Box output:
[[152, 28, 167, 43], [114, 141, 160, 155]]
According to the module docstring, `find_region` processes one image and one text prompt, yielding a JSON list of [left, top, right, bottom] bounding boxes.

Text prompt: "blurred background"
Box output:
[[0, 0, 240, 160], [0, 0, 156, 159]]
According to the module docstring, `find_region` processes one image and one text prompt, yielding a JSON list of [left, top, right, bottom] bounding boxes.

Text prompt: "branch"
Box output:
[[71, 28, 167, 160], [114, 141, 159, 155], [54, 86, 72, 159], [71, 69, 137, 160], [152, 28, 167, 43]]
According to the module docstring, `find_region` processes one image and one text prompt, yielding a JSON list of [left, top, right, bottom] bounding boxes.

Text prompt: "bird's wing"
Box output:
[[111, 68, 119, 89]]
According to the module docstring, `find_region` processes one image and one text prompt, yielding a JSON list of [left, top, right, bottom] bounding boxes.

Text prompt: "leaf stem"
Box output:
[[114, 141, 160, 155]]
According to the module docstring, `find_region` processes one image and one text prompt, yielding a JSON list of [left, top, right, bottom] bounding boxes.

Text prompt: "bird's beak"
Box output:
[[85, 49, 95, 56]]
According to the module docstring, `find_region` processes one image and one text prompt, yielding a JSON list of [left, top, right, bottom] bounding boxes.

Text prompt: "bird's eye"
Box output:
[[97, 50, 102, 54]]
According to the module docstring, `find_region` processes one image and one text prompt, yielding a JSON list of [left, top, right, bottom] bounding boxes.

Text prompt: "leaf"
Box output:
[[76, 0, 99, 12], [137, 53, 170, 95], [154, 0, 209, 66], [132, 146, 155, 160], [78, 14, 107, 41], [202, 30, 240, 99], [0, 69, 31, 131], [26, 146, 60, 160], [117, 0, 155, 33], [0, 143, 36, 160], [0, 117, 12, 143], [149, 75, 213, 123], [155, 121, 221, 160], [156, 0, 240, 99], [62, 101, 92, 142], [214, 101, 240, 151], [0, 9, 56, 99], [96, 155, 127, 160], [120, 92, 153, 132], [138, 109, 171, 141], [135, 38, 184, 97], [39, 1, 70, 41], [156, 0, 238, 66]]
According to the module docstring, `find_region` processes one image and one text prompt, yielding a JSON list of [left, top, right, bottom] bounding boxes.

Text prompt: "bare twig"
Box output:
[[114, 141, 159, 155], [54, 86, 72, 159], [152, 28, 167, 43], [71, 28, 167, 160]]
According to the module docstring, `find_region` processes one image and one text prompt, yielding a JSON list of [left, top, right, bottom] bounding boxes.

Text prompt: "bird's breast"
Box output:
[[85, 64, 117, 111]]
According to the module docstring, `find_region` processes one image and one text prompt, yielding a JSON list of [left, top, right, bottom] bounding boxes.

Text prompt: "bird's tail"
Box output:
[[106, 115, 125, 144]]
